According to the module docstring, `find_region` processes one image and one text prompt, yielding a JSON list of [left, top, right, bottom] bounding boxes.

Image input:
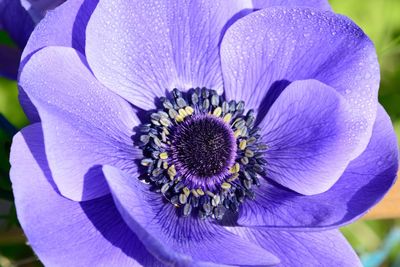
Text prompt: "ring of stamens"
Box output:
[[138, 88, 267, 220]]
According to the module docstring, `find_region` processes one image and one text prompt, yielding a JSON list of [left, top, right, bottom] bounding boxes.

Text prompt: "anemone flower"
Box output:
[[11, 0, 398, 266]]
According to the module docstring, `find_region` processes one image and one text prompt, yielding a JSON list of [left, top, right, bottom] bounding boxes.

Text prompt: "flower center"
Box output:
[[137, 88, 267, 220], [171, 115, 236, 180]]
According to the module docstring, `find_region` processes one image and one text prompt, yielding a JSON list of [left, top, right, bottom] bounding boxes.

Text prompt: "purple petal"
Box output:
[[21, 0, 66, 22], [20, 0, 98, 122], [252, 0, 331, 10], [231, 228, 362, 267], [22, 0, 64, 10], [238, 105, 398, 228], [19, 46, 140, 201], [0, 0, 34, 48], [221, 7, 380, 159], [103, 165, 280, 266], [21, 0, 96, 59], [258, 79, 360, 195], [0, 45, 20, 79], [10, 124, 162, 267], [86, 0, 253, 110]]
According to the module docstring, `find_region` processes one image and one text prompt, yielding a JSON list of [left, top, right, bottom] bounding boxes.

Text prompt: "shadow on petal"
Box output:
[[255, 79, 290, 126]]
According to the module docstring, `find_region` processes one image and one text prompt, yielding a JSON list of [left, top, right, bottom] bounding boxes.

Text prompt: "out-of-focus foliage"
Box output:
[[0, 0, 399, 266]]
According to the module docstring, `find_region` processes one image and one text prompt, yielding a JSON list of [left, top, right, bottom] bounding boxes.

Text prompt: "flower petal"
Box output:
[[230, 228, 362, 267], [21, 0, 66, 22], [23, 0, 65, 10], [0, 0, 34, 48], [238, 104, 398, 228], [21, 0, 96, 59], [20, 0, 98, 122], [258, 79, 360, 195], [19, 46, 140, 201], [221, 7, 379, 159], [0, 45, 20, 79], [252, 0, 331, 10], [103, 165, 280, 266], [86, 0, 253, 110], [10, 124, 162, 267]]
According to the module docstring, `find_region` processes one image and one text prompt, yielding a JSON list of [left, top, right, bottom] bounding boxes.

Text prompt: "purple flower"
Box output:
[[10, 0, 399, 266], [0, 0, 64, 79]]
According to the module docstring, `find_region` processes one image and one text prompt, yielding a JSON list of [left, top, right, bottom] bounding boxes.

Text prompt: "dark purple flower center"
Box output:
[[171, 115, 236, 180], [137, 88, 267, 220]]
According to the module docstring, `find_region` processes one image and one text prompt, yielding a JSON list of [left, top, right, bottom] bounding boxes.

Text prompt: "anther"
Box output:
[[213, 107, 222, 117], [185, 106, 194, 115], [221, 182, 231, 190], [214, 205, 227, 220], [183, 203, 192, 216], [179, 193, 187, 204], [159, 152, 168, 160], [239, 140, 247, 150], [223, 113, 232, 123]]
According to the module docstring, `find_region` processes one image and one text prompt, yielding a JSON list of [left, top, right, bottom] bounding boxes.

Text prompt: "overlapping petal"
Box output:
[[21, 0, 96, 60], [221, 7, 380, 159], [19, 0, 95, 122], [21, 0, 66, 22], [86, 0, 253, 110], [10, 124, 162, 267], [19, 46, 141, 201], [238, 105, 398, 228], [103, 165, 280, 266], [257, 79, 360, 195], [252, 0, 331, 10], [230, 228, 362, 267]]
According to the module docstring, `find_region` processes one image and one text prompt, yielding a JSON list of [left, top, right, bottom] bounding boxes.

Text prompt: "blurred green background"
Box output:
[[0, 0, 400, 266]]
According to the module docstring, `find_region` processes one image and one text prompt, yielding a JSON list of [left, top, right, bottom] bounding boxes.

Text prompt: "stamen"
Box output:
[[136, 88, 267, 220]]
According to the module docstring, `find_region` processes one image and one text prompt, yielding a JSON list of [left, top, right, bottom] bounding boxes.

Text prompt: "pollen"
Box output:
[[239, 140, 247, 150], [185, 106, 194, 115], [159, 152, 169, 159], [229, 163, 240, 173], [223, 113, 232, 123], [213, 107, 222, 117]]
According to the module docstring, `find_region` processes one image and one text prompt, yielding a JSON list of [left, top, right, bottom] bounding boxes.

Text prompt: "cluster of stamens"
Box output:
[[137, 88, 267, 220]]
